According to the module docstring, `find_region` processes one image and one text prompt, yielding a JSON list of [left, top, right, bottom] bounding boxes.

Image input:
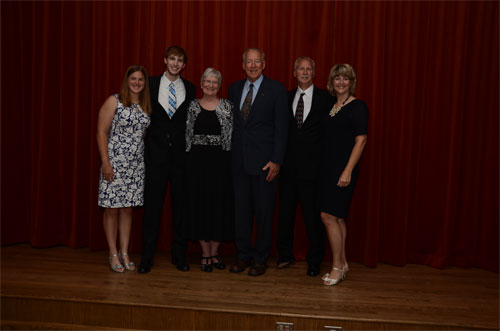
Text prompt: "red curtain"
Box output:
[[1, 1, 498, 272]]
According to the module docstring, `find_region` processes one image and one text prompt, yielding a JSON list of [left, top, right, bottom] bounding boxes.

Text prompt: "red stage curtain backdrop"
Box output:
[[2, 1, 498, 272]]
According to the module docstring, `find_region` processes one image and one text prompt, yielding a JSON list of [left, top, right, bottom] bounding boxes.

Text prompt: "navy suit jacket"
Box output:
[[229, 75, 288, 176]]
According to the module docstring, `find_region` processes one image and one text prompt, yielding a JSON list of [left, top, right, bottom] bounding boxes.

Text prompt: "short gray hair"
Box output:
[[200, 67, 222, 87], [294, 56, 316, 74], [242, 48, 265, 62]]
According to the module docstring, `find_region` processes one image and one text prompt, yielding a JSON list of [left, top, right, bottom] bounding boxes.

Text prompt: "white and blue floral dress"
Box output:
[[98, 94, 151, 208]]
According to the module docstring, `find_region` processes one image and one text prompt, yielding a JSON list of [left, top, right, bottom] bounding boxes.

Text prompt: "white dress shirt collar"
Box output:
[[159, 73, 186, 114], [293, 84, 314, 121]]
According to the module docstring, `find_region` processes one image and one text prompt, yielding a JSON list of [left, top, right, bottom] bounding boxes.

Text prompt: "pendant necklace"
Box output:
[[329, 94, 350, 117]]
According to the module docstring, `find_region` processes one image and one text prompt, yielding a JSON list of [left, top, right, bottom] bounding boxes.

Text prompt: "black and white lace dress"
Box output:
[[183, 99, 234, 241]]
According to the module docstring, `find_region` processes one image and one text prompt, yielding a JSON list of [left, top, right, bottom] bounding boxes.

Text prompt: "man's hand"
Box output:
[[263, 161, 280, 182]]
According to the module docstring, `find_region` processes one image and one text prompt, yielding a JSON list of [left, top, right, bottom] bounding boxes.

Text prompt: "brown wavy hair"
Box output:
[[327, 64, 357, 97], [119, 65, 151, 114]]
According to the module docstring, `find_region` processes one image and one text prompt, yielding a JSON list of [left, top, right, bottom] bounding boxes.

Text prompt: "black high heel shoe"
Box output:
[[211, 255, 226, 270], [200, 256, 213, 272]]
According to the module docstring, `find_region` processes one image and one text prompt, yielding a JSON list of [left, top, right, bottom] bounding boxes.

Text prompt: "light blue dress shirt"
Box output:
[[239, 75, 264, 109]]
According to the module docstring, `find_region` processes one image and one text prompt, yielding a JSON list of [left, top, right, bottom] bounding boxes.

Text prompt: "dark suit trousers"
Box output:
[[142, 161, 186, 265], [233, 170, 277, 265], [277, 173, 325, 265]]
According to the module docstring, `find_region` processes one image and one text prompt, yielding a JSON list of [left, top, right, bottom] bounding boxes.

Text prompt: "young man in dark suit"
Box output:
[[276, 56, 333, 276], [138, 46, 196, 273], [228, 48, 288, 276]]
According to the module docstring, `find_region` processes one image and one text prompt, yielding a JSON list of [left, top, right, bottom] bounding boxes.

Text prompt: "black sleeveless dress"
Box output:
[[317, 99, 369, 219]]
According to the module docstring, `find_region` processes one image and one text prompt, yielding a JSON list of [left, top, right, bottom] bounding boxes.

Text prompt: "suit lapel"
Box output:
[[235, 80, 245, 112], [152, 75, 170, 118], [234, 80, 247, 126], [246, 76, 266, 123], [180, 77, 194, 104], [150, 76, 160, 104], [288, 89, 296, 117]]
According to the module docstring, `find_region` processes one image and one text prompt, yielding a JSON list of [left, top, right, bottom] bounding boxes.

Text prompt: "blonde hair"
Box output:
[[327, 64, 356, 96]]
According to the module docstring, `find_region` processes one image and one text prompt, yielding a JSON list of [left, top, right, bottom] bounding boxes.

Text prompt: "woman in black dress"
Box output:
[[184, 67, 234, 272], [318, 64, 368, 285]]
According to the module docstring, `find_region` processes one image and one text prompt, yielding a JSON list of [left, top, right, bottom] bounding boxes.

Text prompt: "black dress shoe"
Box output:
[[248, 264, 267, 276], [276, 258, 295, 269], [138, 263, 151, 274], [307, 264, 320, 277], [230, 259, 251, 273], [175, 263, 190, 272]]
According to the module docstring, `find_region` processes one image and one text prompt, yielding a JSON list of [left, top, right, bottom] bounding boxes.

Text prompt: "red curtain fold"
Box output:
[[1, 1, 498, 272]]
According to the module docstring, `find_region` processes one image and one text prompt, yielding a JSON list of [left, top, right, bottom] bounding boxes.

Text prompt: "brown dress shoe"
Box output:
[[277, 258, 295, 269], [248, 264, 267, 276], [230, 259, 251, 273]]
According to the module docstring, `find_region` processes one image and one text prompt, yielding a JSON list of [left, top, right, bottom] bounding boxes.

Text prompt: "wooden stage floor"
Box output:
[[1, 244, 498, 330]]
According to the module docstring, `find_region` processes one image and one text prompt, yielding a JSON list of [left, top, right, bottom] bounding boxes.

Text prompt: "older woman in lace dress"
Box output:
[[183, 67, 234, 272]]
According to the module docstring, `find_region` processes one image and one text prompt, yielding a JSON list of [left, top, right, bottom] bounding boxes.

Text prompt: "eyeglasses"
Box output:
[[203, 80, 219, 86]]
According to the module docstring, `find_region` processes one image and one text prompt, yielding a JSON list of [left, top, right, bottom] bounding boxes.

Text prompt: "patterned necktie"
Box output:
[[240, 83, 254, 121], [295, 93, 305, 128], [168, 82, 176, 118]]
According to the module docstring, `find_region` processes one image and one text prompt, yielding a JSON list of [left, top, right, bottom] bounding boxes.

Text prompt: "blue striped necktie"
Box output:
[[168, 82, 176, 118]]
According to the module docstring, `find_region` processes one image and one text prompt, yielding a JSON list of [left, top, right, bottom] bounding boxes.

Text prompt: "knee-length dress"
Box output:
[[183, 99, 234, 241], [98, 94, 151, 208], [318, 98, 369, 219]]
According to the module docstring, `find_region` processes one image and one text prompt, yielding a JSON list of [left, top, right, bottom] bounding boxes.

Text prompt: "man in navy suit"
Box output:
[[228, 48, 288, 276], [276, 56, 333, 276], [138, 46, 196, 274]]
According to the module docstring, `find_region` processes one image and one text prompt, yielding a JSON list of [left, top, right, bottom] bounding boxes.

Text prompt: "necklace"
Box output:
[[329, 94, 350, 117]]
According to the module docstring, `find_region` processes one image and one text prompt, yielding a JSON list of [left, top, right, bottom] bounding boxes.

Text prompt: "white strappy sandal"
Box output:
[[109, 253, 124, 273], [118, 252, 136, 271]]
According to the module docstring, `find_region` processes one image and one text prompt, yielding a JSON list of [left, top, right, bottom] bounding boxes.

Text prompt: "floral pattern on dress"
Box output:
[[98, 94, 151, 208]]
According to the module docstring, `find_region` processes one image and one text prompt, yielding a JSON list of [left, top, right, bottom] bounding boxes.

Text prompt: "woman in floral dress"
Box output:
[[97, 65, 151, 272]]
